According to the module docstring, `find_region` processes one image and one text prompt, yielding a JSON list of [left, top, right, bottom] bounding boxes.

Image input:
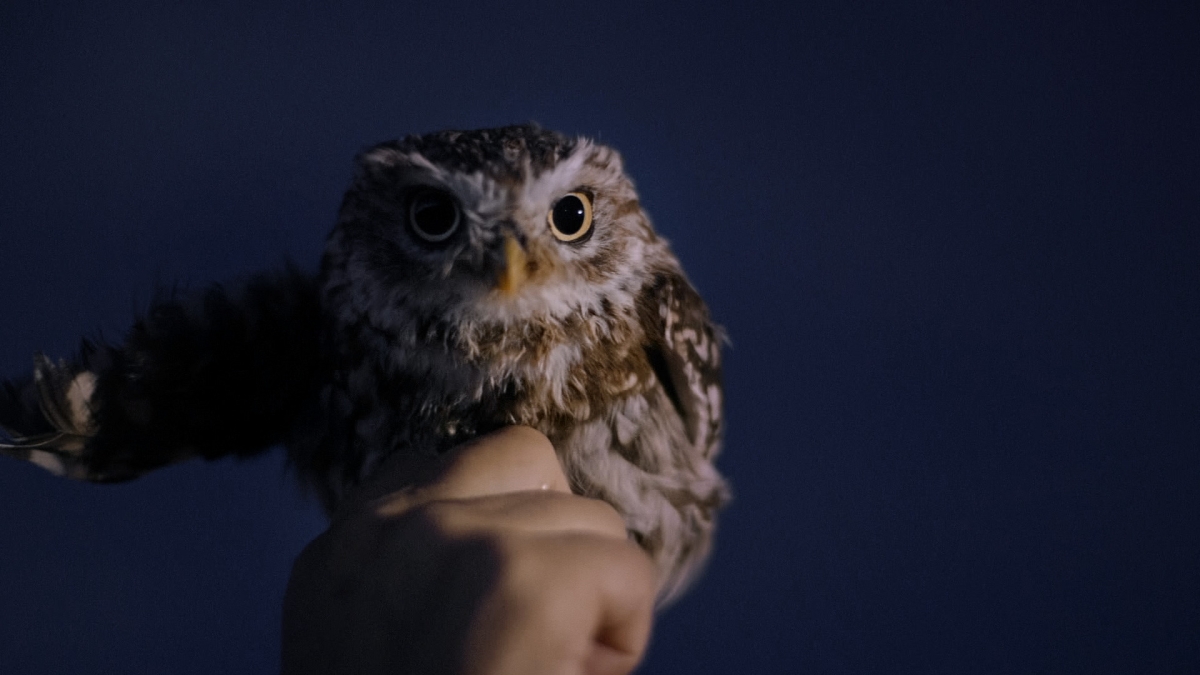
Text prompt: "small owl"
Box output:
[[0, 124, 728, 602]]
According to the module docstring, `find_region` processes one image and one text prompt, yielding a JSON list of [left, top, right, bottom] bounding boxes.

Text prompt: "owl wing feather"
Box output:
[[639, 270, 725, 458], [0, 355, 99, 479], [0, 267, 325, 481], [624, 269, 728, 604]]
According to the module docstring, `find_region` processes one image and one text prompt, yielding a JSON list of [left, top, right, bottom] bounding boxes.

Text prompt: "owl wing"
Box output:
[[0, 267, 325, 481], [639, 271, 724, 458]]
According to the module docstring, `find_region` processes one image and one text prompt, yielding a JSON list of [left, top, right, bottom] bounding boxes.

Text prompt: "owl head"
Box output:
[[322, 124, 668, 335]]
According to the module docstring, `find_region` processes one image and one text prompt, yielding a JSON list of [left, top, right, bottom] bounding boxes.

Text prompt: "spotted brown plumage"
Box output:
[[0, 124, 729, 603]]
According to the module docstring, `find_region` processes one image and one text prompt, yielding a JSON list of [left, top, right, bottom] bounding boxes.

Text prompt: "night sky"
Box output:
[[1, 2, 1197, 673]]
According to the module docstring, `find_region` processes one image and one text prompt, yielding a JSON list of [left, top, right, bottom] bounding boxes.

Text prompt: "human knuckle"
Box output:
[[491, 426, 558, 468], [575, 496, 628, 535]]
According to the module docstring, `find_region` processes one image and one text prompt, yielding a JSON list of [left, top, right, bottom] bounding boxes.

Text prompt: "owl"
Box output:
[[0, 124, 728, 602]]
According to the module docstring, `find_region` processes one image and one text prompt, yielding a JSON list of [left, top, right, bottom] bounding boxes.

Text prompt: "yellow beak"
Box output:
[[495, 235, 527, 295]]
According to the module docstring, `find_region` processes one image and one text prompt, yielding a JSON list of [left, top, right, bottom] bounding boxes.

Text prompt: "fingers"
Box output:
[[461, 534, 657, 675], [284, 425, 657, 675], [530, 534, 656, 674], [587, 537, 658, 666], [286, 510, 656, 675]]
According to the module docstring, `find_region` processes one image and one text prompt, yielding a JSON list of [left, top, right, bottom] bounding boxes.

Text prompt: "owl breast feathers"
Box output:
[[0, 124, 729, 603]]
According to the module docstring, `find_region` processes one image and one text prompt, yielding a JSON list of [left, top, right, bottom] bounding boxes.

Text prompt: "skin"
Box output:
[[281, 426, 659, 675]]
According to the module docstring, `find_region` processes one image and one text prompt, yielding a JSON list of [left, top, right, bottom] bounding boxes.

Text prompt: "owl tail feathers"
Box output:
[[0, 352, 110, 480]]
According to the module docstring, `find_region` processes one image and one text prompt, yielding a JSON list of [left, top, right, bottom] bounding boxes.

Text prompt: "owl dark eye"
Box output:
[[408, 189, 460, 243], [548, 192, 593, 243]]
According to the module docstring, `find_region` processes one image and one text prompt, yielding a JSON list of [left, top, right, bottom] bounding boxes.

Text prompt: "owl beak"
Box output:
[[495, 235, 527, 295]]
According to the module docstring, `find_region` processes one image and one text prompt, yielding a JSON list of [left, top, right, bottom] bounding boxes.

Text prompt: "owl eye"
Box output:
[[408, 189, 461, 243], [547, 192, 593, 243]]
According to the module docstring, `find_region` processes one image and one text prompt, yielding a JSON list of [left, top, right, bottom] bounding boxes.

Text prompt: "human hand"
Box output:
[[280, 426, 658, 675]]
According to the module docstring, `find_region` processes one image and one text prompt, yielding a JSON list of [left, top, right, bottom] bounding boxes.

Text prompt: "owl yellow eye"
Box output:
[[548, 192, 593, 242], [409, 189, 460, 243]]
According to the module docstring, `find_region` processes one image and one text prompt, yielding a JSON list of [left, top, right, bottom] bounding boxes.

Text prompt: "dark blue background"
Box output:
[[1, 2, 1197, 673]]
